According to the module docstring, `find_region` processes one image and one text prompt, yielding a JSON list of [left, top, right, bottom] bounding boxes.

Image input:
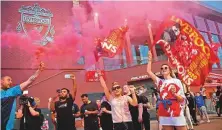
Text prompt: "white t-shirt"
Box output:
[[109, 95, 132, 123], [156, 77, 187, 126]]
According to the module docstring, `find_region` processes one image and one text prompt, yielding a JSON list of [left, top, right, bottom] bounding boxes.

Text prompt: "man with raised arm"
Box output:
[[1, 62, 44, 130], [51, 74, 78, 130]]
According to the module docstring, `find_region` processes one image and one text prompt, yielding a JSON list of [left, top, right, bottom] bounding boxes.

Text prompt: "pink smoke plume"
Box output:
[[2, 1, 198, 69], [72, 1, 183, 67], [1, 26, 80, 69]]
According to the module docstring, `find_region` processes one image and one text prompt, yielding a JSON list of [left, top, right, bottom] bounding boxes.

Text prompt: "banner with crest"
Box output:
[[154, 15, 219, 86]]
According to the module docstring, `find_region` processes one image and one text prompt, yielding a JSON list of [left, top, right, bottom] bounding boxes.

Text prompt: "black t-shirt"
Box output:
[[80, 101, 98, 125], [20, 106, 42, 130], [129, 94, 149, 120], [100, 101, 113, 127], [139, 95, 149, 113], [129, 94, 141, 119], [55, 97, 74, 128], [216, 90, 221, 97], [187, 96, 196, 109], [72, 103, 80, 120]]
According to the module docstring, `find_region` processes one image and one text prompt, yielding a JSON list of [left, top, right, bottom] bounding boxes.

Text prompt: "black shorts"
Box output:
[[57, 124, 75, 130], [113, 122, 134, 130]]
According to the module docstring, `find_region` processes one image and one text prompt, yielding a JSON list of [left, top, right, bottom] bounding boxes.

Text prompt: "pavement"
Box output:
[[75, 114, 222, 130], [150, 114, 222, 130]]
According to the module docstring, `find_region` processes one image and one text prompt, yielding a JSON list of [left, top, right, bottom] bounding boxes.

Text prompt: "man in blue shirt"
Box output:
[[1, 62, 44, 130], [195, 92, 210, 123]]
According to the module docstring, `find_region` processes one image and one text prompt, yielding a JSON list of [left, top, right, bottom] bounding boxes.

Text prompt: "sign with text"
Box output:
[[131, 70, 177, 81], [85, 70, 106, 82]]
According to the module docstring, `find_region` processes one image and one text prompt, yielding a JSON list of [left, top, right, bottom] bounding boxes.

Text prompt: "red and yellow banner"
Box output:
[[94, 26, 128, 61], [154, 15, 219, 86]]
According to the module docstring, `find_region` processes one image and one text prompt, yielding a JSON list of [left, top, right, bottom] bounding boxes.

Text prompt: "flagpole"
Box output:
[[94, 12, 99, 29], [94, 12, 104, 70], [147, 21, 158, 61], [124, 19, 133, 67]]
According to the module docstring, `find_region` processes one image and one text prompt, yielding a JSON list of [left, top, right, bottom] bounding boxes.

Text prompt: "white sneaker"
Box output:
[[207, 120, 210, 123]]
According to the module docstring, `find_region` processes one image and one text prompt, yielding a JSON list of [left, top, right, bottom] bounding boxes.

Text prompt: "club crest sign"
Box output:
[[16, 3, 55, 45]]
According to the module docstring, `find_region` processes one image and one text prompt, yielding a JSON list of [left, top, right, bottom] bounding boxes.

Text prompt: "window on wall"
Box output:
[[122, 49, 127, 68], [155, 44, 167, 61], [155, 44, 165, 56], [103, 49, 127, 71], [131, 44, 149, 65], [212, 34, 220, 43], [77, 56, 85, 65], [131, 45, 138, 66], [139, 45, 149, 64], [211, 34, 222, 68], [199, 31, 210, 44], [103, 55, 121, 71], [194, 16, 207, 31], [206, 19, 218, 34]]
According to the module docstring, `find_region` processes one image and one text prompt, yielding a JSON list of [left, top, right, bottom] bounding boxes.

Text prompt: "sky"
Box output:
[[200, 1, 222, 13]]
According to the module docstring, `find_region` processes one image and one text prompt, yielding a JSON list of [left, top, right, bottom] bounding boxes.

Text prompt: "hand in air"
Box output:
[[148, 51, 152, 61], [129, 85, 136, 94], [70, 74, 75, 80], [39, 62, 45, 71], [96, 70, 102, 77]]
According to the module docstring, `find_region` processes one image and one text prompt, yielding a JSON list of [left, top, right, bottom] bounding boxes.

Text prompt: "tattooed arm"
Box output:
[[20, 62, 44, 91]]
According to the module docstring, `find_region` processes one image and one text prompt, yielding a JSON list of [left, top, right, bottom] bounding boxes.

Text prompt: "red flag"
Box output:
[[154, 15, 219, 86], [94, 26, 129, 62]]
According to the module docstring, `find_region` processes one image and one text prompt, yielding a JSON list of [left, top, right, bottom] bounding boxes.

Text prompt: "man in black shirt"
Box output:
[[72, 103, 81, 129], [53, 74, 77, 130], [216, 86, 222, 117], [185, 92, 198, 125], [138, 85, 151, 130], [99, 95, 113, 130], [139, 94, 151, 130], [80, 94, 99, 130]]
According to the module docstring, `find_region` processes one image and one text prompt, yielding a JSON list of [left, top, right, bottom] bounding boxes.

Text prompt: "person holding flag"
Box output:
[[147, 51, 187, 130]]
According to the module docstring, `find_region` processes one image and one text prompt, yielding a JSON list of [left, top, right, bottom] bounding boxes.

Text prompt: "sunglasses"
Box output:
[[112, 86, 121, 91], [161, 67, 168, 70]]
